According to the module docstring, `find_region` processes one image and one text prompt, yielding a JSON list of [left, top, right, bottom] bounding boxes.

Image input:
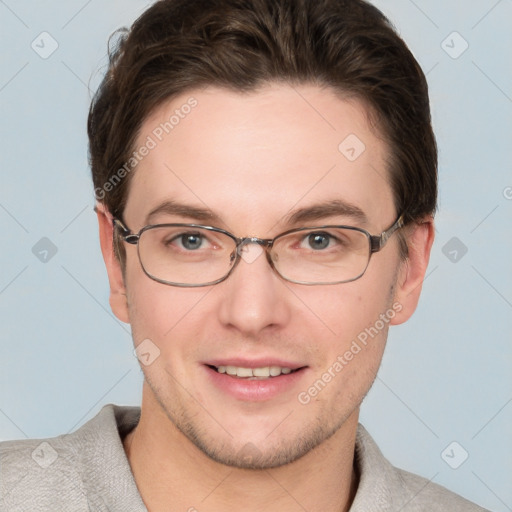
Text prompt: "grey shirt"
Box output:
[[0, 404, 489, 511]]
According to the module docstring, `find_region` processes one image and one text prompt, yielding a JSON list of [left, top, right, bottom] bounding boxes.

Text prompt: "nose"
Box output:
[[217, 242, 291, 337]]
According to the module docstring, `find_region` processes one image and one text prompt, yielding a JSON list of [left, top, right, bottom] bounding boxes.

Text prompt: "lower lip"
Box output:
[[203, 365, 307, 402]]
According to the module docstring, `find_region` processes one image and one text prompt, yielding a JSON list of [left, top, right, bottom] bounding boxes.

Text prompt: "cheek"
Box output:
[[290, 266, 398, 398], [125, 267, 206, 349], [291, 273, 394, 343], [300, 286, 393, 410], [126, 282, 211, 391]]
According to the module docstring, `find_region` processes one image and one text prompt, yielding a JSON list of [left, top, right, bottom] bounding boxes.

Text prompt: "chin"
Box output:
[[159, 397, 351, 470]]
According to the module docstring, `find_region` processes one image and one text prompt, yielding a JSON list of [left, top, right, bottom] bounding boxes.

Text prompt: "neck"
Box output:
[[124, 386, 359, 512]]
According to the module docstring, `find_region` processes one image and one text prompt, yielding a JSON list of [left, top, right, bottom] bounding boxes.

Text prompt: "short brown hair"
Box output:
[[88, 0, 437, 256]]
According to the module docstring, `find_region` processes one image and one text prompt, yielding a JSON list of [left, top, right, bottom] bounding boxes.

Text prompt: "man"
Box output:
[[0, 0, 490, 510]]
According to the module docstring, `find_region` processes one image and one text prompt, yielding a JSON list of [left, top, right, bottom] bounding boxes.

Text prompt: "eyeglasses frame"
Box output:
[[113, 214, 404, 287]]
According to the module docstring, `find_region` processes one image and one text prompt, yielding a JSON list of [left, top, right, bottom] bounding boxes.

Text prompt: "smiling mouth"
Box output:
[[207, 365, 304, 379]]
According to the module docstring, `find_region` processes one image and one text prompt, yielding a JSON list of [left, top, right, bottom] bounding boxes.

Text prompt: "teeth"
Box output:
[[226, 366, 237, 376], [236, 367, 253, 378], [270, 366, 282, 376], [253, 367, 270, 377], [214, 365, 294, 378]]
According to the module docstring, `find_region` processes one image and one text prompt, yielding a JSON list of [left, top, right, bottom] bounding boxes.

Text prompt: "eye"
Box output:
[[305, 232, 333, 250], [173, 233, 206, 250]]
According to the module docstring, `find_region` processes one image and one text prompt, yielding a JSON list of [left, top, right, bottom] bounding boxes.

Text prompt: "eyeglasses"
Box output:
[[113, 215, 404, 287]]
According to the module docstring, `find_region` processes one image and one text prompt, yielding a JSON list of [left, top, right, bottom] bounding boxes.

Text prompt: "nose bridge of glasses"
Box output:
[[236, 237, 273, 254]]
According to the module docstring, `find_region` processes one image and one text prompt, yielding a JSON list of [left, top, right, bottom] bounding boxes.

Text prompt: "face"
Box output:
[[102, 84, 425, 469]]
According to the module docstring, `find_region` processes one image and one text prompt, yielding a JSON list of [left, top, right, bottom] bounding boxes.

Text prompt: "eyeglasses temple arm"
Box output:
[[112, 218, 139, 244], [370, 215, 404, 253]]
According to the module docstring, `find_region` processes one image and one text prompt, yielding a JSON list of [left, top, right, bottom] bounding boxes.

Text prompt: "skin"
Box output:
[[97, 84, 434, 512]]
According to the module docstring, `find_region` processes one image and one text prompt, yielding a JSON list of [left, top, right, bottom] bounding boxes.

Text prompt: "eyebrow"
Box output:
[[145, 200, 222, 225], [284, 199, 368, 226], [145, 198, 368, 229]]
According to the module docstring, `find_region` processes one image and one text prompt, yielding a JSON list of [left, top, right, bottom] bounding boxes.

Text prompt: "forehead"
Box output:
[[125, 84, 395, 231]]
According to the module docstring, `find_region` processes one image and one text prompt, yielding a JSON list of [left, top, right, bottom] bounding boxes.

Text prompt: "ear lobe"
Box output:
[[390, 217, 435, 325], [96, 204, 130, 324]]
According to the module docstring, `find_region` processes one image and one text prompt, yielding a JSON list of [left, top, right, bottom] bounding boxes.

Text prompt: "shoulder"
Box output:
[[0, 429, 90, 511], [0, 404, 141, 512], [393, 466, 489, 511], [351, 424, 490, 512]]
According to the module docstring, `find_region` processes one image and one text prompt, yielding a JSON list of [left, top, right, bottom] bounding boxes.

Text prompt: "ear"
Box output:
[[96, 204, 130, 324], [390, 216, 435, 325]]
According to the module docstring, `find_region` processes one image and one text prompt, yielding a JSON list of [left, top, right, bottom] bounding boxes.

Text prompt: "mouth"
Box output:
[[207, 364, 303, 379], [203, 360, 308, 401], [202, 357, 308, 401]]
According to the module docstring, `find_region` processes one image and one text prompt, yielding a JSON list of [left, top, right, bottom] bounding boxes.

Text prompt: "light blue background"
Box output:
[[0, 1, 511, 510]]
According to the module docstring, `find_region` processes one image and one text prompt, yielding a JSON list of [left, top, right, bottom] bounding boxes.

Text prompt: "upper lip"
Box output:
[[204, 358, 306, 370]]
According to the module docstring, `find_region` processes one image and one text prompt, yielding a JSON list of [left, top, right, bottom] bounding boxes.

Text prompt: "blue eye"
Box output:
[[179, 233, 204, 250], [307, 233, 331, 250]]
